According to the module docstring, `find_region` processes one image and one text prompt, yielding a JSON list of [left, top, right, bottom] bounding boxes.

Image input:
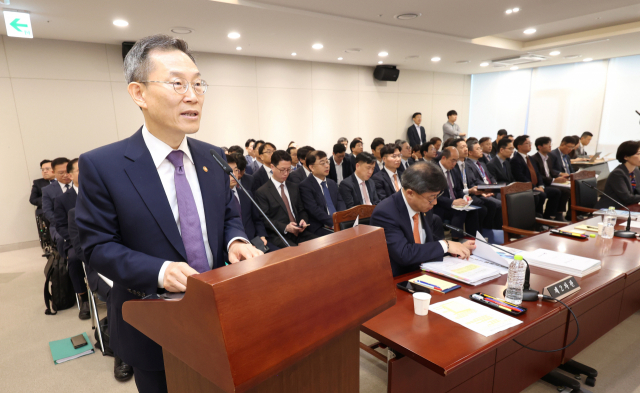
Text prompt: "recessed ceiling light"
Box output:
[[378, 51, 388, 57], [564, 54, 581, 59], [345, 48, 361, 53], [431, 57, 441, 62], [236, 47, 242, 51], [456, 60, 470, 64], [291, 52, 297, 56], [228, 32, 241, 39], [312, 43, 323, 49], [505, 9, 512, 14], [512, 7, 520, 12], [395, 13, 421, 20], [583, 58, 593, 62], [171, 27, 193, 34], [510, 66, 519, 70], [378, 61, 383, 64], [338, 57, 343, 60], [113, 20, 128, 27], [549, 50, 561, 56], [480, 62, 489, 67], [524, 28, 536, 35]]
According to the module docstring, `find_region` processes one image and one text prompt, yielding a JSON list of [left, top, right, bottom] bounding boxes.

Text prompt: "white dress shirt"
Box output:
[[58, 181, 72, 193], [377, 160, 384, 170], [271, 177, 295, 221], [302, 166, 311, 178], [263, 163, 273, 179], [231, 186, 240, 205], [413, 123, 423, 144], [334, 160, 344, 184], [401, 190, 447, 253], [401, 158, 409, 170], [384, 166, 400, 191], [73, 184, 78, 195], [355, 174, 371, 205], [141, 125, 245, 288], [540, 153, 551, 177]]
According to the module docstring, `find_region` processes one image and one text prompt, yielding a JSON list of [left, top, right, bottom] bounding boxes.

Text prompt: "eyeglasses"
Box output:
[[139, 77, 208, 95], [274, 167, 291, 174], [262, 150, 275, 155], [315, 160, 330, 167], [414, 190, 443, 205]]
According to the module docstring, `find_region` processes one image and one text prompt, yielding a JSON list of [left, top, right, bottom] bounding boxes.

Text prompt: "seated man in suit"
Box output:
[[466, 139, 502, 229], [549, 136, 576, 177], [251, 142, 276, 193], [349, 139, 364, 172], [407, 112, 426, 148], [231, 153, 254, 192], [478, 137, 494, 165], [244, 138, 256, 171], [30, 159, 55, 216], [339, 152, 381, 208], [487, 138, 515, 184], [371, 162, 476, 277], [287, 146, 300, 172], [247, 140, 264, 174], [532, 137, 572, 219], [288, 146, 315, 184], [595, 141, 640, 208], [255, 150, 318, 247], [53, 158, 90, 319], [490, 129, 508, 157], [576, 132, 593, 157], [397, 140, 412, 175], [328, 143, 353, 185], [435, 147, 483, 239], [300, 151, 347, 235], [371, 137, 385, 174], [372, 144, 403, 201], [42, 157, 73, 245]]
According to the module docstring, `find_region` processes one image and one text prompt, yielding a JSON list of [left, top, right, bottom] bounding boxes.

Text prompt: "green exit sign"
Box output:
[[4, 11, 33, 39]]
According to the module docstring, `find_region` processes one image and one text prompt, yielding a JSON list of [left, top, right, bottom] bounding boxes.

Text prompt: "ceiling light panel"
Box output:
[[228, 32, 240, 39]]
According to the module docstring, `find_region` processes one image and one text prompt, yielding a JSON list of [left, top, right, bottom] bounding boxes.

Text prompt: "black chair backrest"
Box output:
[[338, 217, 371, 231], [505, 191, 537, 231], [575, 178, 597, 208]]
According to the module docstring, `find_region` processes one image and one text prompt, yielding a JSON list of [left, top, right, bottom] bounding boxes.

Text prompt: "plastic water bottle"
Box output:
[[601, 207, 617, 239], [505, 255, 527, 305]]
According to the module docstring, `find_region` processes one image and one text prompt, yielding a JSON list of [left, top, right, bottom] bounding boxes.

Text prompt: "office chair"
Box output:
[[332, 205, 376, 232], [569, 171, 597, 222], [82, 263, 113, 355], [500, 182, 565, 244]]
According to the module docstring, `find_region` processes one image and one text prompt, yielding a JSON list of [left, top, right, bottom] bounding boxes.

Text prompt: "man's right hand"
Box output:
[[553, 177, 568, 184], [286, 222, 302, 235], [448, 241, 471, 259], [163, 262, 198, 293], [452, 198, 468, 207]]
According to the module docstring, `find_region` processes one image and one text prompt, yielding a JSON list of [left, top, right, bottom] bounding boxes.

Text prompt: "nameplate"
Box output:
[[542, 276, 580, 300]]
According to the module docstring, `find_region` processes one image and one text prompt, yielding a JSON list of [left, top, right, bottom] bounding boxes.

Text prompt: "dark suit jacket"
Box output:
[[251, 166, 270, 193], [299, 176, 346, 234], [491, 141, 498, 157], [487, 156, 515, 184], [30, 178, 52, 213], [595, 164, 640, 209], [42, 182, 67, 241], [328, 156, 353, 185], [407, 124, 427, 148], [255, 180, 309, 243], [397, 159, 412, 176], [53, 187, 77, 257], [370, 191, 445, 277], [372, 169, 401, 201], [510, 153, 544, 187], [338, 173, 380, 208], [465, 158, 496, 186], [234, 187, 268, 240], [288, 166, 310, 184], [75, 128, 247, 371], [239, 173, 254, 192], [69, 208, 110, 298], [437, 166, 465, 209], [530, 152, 561, 186], [549, 148, 574, 174]]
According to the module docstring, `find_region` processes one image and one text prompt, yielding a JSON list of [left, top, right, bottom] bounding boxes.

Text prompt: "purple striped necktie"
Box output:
[[166, 150, 210, 273]]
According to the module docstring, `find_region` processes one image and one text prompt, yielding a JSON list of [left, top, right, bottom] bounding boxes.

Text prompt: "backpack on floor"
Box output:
[[43, 250, 76, 315]]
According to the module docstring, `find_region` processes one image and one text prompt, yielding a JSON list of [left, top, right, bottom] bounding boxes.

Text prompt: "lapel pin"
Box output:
[[203, 166, 209, 172]]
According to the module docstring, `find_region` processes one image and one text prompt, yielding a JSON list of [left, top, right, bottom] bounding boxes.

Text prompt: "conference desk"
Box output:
[[362, 216, 640, 393]]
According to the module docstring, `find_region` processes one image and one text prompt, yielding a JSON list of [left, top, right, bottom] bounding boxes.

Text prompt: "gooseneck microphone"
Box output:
[[209, 149, 291, 247], [583, 182, 636, 238], [442, 223, 540, 302]]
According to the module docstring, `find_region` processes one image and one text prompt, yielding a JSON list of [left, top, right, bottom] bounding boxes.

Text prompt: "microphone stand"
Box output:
[[443, 223, 540, 302], [584, 182, 636, 238], [209, 149, 291, 247]]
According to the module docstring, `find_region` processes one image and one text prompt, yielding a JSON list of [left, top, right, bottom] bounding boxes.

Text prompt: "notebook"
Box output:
[[49, 332, 95, 365], [409, 274, 461, 293]]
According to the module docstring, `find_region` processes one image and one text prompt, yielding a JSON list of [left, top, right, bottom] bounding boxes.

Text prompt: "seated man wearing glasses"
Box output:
[[299, 150, 347, 236], [371, 162, 476, 277], [255, 150, 318, 248], [251, 142, 276, 193]]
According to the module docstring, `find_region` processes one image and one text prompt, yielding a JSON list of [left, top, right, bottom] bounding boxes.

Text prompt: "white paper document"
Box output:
[[520, 248, 601, 277], [429, 296, 523, 337], [421, 257, 501, 285]]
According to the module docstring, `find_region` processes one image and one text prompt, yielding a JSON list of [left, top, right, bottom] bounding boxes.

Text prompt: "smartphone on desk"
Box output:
[[397, 281, 431, 294]]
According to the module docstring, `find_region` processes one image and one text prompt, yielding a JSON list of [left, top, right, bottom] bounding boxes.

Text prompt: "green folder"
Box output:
[[49, 332, 95, 365]]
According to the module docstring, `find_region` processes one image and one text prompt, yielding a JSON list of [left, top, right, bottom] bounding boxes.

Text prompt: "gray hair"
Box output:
[[123, 34, 196, 84], [401, 162, 447, 194], [337, 137, 348, 144], [467, 139, 479, 152]]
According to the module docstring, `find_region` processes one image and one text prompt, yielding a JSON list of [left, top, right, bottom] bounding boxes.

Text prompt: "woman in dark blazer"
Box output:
[[595, 140, 640, 209]]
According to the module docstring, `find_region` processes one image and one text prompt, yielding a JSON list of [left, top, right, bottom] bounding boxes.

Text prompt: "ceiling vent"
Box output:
[[491, 54, 547, 66]]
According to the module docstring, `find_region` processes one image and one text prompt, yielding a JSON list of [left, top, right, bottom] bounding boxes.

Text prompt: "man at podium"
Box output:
[[76, 35, 262, 393]]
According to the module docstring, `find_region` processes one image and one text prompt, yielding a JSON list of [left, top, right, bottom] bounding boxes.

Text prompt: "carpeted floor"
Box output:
[[1, 246, 639, 393]]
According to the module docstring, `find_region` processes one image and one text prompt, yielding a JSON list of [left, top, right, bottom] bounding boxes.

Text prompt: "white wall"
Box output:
[[0, 35, 470, 248]]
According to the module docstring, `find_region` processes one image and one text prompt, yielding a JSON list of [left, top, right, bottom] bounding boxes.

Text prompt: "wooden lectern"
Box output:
[[123, 225, 396, 393]]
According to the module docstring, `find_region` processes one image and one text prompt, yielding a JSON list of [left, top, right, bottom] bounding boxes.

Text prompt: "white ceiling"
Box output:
[[1, 0, 640, 74]]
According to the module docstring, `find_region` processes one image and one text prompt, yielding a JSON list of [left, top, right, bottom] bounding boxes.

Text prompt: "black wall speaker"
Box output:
[[373, 65, 399, 81], [122, 41, 136, 61]]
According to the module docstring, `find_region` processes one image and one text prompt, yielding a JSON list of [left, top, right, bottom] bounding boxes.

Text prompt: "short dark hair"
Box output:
[[297, 146, 315, 162], [306, 150, 327, 166], [270, 150, 292, 168], [616, 141, 640, 164], [581, 131, 593, 138], [286, 146, 297, 155], [371, 137, 385, 151], [420, 142, 434, 156], [412, 112, 421, 119], [333, 143, 346, 155], [123, 34, 195, 84], [255, 140, 265, 147], [497, 129, 508, 137], [228, 145, 244, 155], [402, 162, 448, 194], [258, 142, 276, 155], [478, 137, 491, 144], [497, 138, 512, 152], [452, 137, 466, 148], [430, 137, 442, 144], [51, 157, 70, 170], [507, 134, 514, 139], [513, 135, 529, 150], [447, 110, 457, 118], [288, 141, 296, 147], [355, 152, 376, 165], [442, 138, 455, 148], [245, 138, 256, 148], [560, 136, 576, 146], [40, 159, 51, 168], [535, 137, 551, 151], [380, 143, 399, 159], [67, 158, 78, 173], [354, 137, 362, 141], [226, 153, 247, 171], [412, 144, 422, 153], [337, 137, 348, 144], [350, 139, 363, 151]]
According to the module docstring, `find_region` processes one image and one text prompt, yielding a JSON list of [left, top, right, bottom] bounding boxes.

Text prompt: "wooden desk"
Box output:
[[362, 217, 639, 393]]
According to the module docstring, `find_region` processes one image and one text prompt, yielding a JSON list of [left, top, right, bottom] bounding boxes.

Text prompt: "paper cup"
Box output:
[[413, 292, 432, 316]]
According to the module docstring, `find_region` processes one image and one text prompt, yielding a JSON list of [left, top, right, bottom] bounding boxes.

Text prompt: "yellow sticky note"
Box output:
[[452, 264, 480, 274]]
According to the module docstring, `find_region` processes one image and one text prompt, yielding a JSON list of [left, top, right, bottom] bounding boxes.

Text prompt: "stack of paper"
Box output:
[[49, 333, 94, 365], [421, 257, 501, 286], [520, 249, 601, 277]]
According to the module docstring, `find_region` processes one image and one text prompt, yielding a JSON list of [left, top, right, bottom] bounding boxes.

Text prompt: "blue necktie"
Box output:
[[321, 181, 337, 216], [563, 155, 571, 173]]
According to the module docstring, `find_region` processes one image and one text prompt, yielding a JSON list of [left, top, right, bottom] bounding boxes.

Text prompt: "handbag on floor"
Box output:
[[43, 250, 76, 315]]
